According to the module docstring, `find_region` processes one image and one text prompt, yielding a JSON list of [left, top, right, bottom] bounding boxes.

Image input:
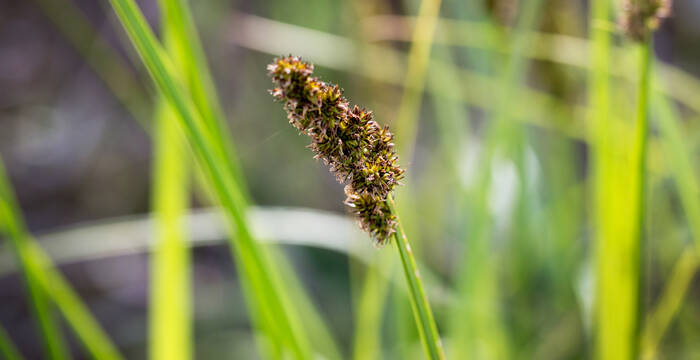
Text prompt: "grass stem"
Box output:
[[387, 194, 444, 360]]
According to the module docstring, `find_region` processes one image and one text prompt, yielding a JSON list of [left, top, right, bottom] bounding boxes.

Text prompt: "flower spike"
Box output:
[[268, 56, 405, 244]]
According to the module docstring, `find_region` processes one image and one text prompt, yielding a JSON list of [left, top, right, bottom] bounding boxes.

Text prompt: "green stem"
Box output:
[[633, 38, 652, 359], [387, 194, 444, 360]]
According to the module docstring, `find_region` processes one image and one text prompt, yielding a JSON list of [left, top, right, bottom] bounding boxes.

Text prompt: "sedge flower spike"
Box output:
[[268, 56, 404, 244], [620, 0, 672, 41]]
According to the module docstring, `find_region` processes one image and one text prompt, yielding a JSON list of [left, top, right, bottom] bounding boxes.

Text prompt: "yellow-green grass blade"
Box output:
[[393, 0, 442, 160], [0, 163, 70, 360], [0, 160, 122, 360], [0, 324, 24, 360], [149, 98, 192, 360], [630, 41, 653, 358], [105, 0, 312, 357], [588, 0, 646, 357], [156, 0, 248, 199], [158, 0, 341, 357]]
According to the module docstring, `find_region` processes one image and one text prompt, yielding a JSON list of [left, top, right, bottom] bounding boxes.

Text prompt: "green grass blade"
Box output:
[[641, 248, 698, 359], [0, 160, 122, 360], [105, 0, 312, 357], [31, 0, 150, 125], [387, 195, 445, 360], [630, 41, 653, 358], [639, 74, 700, 357], [393, 0, 442, 159], [156, 0, 248, 198], [0, 162, 70, 360], [589, 0, 647, 357], [0, 324, 24, 360], [149, 98, 192, 360]]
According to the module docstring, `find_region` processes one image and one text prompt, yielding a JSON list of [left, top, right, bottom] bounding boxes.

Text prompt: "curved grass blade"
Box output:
[[105, 0, 313, 357], [0, 159, 122, 360]]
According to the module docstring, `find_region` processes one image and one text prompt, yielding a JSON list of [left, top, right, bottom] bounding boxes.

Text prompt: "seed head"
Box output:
[[268, 56, 404, 244], [620, 0, 672, 41]]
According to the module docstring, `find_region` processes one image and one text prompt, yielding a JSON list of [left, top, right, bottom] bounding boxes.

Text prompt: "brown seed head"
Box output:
[[620, 0, 672, 41], [268, 56, 404, 245]]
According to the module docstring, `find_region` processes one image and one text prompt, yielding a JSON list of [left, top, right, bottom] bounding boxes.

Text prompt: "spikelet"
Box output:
[[268, 56, 404, 244], [620, 0, 672, 41]]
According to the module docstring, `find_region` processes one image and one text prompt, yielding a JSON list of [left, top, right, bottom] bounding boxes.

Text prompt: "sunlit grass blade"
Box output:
[[0, 159, 122, 360], [105, 0, 313, 357], [589, 0, 646, 357], [156, 0, 248, 197], [0, 324, 24, 360], [149, 98, 191, 360]]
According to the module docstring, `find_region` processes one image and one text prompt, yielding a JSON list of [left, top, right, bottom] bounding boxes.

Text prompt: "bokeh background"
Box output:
[[1, 0, 700, 358]]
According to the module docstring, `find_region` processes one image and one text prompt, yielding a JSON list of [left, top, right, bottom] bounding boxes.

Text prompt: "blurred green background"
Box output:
[[1, 0, 700, 358]]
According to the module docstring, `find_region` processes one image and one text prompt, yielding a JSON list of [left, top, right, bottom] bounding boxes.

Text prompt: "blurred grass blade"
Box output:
[[451, 0, 543, 357], [270, 250, 343, 360], [0, 324, 24, 360], [0, 159, 122, 360], [31, 0, 150, 124], [641, 248, 697, 359], [105, 0, 314, 357], [149, 98, 192, 360], [393, 0, 442, 159], [0, 162, 70, 360], [589, 0, 644, 357], [630, 40, 653, 355], [387, 195, 445, 360], [653, 82, 700, 256], [640, 77, 700, 357], [355, 0, 442, 356]]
